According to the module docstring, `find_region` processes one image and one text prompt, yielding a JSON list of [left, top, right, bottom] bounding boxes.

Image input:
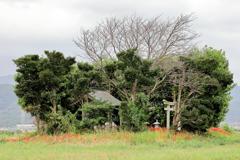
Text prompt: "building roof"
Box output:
[[89, 88, 121, 106]]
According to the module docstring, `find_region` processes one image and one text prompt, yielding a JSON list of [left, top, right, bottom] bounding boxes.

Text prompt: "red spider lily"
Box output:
[[6, 139, 17, 142], [64, 134, 72, 138], [147, 126, 167, 132], [117, 135, 124, 139], [208, 127, 231, 135]]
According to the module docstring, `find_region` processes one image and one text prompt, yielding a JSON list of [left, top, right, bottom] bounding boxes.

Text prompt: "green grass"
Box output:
[[1, 141, 240, 160]]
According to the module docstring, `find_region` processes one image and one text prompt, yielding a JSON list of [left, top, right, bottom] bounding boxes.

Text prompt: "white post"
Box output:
[[163, 100, 175, 130]]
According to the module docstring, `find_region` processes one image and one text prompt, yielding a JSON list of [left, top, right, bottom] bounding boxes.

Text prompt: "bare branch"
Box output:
[[73, 13, 200, 68]]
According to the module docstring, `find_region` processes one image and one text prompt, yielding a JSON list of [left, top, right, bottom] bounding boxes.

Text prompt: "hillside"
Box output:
[[0, 84, 18, 110], [224, 101, 240, 123], [229, 85, 240, 103], [0, 83, 32, 127], [224, 85, 240, 123]]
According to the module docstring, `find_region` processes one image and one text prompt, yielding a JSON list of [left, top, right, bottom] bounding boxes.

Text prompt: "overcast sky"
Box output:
[[0, 0, 239, 85]]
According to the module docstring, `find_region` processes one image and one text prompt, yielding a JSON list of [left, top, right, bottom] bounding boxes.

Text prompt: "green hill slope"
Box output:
[[0, 83, 32, 127], [224, 101, 240, 123], [0, 84, 18, 110], [224, 85, 240, 123], [229, 85, 240, 103]]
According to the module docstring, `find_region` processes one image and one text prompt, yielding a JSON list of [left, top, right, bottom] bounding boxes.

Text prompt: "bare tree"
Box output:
[[73, 13, 200, 99]]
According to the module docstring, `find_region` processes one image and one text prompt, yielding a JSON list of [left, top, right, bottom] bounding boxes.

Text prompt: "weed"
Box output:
[[0, 137, 6, 144], [222, 123, 234, 133]]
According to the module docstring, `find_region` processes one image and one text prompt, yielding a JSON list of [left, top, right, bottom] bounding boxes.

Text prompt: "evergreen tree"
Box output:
[[38, 50, 76, 113], [179, 47, 235, 131], [103, 48, 161, 129], [104, 48, 159, 102], [14, 51, 76, 132], [13, 55, 45, 128], [66, 62, 102, 120]]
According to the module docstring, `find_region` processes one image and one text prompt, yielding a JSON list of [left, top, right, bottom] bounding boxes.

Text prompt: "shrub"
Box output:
[[46, 105, 81, 135], [82, 99, 115, 130], [119, 93, 151, 132], [222, 123, 234, 133], [14, 130, 22, 135], [0, 137, 6, 144]]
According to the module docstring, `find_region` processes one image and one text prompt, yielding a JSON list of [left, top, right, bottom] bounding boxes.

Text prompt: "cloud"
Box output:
[[0, 0, 40, 3], [0, 0, 239, 84]]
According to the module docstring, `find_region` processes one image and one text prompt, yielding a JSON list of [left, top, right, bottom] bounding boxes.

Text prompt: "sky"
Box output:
[[0, 0, 240, 84]]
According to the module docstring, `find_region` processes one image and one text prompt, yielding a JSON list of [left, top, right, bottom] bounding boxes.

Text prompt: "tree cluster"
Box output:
[[13, 14, 235, 133]]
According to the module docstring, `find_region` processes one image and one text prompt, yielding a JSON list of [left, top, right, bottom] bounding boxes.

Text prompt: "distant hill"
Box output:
[[224, 85, 240, 124], [0, 75, 16, 85], [229, 85, 240, 103], [0, 84, 18, 110], [224, 101, 240, 123], [0, 83, 32, 127]]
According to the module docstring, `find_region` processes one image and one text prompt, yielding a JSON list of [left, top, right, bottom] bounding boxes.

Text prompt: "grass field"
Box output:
[[1, 127, 240, 160], [1, 141, 240, 160]]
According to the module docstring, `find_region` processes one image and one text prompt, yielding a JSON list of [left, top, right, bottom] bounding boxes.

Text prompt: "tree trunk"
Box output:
[[82, 95, 88, 121], [108, 81, 112, 129], [52, 87, 57, 113], [131, 94, 136, 102], [173, 113, 179, 127], [131, 79, 138, 102], [53, 102, 57, 113]]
